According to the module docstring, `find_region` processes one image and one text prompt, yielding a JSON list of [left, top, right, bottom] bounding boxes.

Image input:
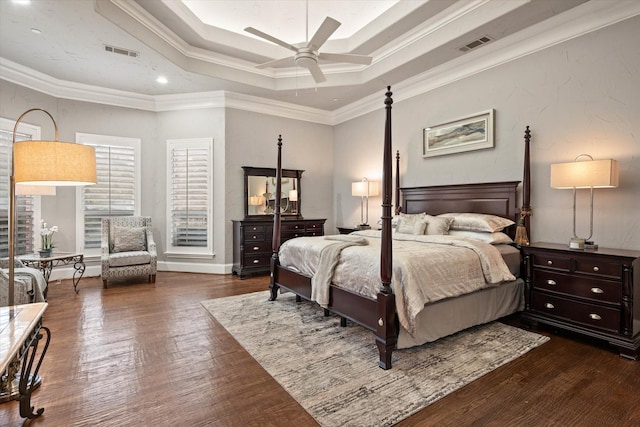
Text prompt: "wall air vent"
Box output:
[[104, 44, 139, 58], [459, 36, 493, 52]]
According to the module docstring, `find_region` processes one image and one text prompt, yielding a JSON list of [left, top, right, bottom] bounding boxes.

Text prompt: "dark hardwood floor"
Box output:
[[2, 272, 639, 426]]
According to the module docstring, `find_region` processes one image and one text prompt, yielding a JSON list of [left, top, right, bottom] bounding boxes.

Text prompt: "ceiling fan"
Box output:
[[244, 13, 372, 83]]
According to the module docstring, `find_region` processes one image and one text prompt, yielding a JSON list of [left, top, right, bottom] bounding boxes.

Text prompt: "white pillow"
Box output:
[[423, 215, 453, 235], [438, 213, 515, 233], [396, 213, 427, 235], [448, 230, 514, 245]]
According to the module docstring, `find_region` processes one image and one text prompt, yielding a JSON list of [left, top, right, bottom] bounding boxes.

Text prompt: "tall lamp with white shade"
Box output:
[[7, 108, 97, 310], [550, 155, 619, 250], [352, 177, 380, 229]]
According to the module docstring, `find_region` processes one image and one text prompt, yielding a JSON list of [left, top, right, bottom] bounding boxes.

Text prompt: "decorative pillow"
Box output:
[[112, 226, 147, 253], [423, 215, 453, 235], [448, 230, 514, 245], [395, 213, 427, 235], [438, 213, 515, 233]]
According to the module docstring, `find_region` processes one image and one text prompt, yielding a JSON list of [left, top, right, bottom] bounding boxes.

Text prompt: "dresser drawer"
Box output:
[[282, 223, 306, 232], [243, 241, 271, 254], [532, 270, 621, 304], [574, 258, 623, 280], [282, 231, 306, 241], [306, 222, 324, 231], [531, 291, 620, 334], [244, 224, 266, 233], [242, 253, 272, 268], [531, 252, 571, 272]]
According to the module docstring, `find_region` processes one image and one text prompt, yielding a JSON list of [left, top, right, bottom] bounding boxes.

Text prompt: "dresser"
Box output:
[[522, 242, 640, 359], [232, 218, 326, 278]]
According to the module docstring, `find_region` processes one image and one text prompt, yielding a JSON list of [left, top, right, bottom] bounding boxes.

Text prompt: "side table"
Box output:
[[19, 252, 86, 294]]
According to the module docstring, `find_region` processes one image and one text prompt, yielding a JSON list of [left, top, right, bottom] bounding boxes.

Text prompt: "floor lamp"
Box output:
[[8, 108, 96, 312]]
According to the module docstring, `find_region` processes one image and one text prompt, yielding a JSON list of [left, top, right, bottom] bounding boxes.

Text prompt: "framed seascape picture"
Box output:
[[422, 109, 494, 157]]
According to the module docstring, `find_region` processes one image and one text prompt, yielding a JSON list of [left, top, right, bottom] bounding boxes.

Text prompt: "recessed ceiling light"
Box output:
[[156, 76, 168, 84], [30, 28, 42, 35]]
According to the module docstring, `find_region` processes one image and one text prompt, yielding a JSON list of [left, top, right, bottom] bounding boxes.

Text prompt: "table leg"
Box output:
[[18, 325, 51, 419], [72, 260, 86, 293]]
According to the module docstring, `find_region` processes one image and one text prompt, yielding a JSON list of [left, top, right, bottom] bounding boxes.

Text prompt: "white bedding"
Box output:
[[278, 229, 516, 336]]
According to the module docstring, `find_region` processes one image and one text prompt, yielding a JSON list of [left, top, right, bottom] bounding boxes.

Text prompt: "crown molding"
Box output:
[[332, 0, 640, 124], [2, 0, 638, 126]]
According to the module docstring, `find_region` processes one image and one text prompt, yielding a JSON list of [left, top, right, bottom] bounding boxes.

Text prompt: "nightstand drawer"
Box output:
[[243, 254, 271, 267], [574, 258, 623, 280], [244, 241, 271, 254], [531, 253, 572, 272], [244, 232, 266, 242], [531, 291, 620, 334], [532, 270, 621, 304]]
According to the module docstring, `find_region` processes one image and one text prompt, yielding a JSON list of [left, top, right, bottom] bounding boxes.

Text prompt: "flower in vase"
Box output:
[[40, 219, 59, 250]]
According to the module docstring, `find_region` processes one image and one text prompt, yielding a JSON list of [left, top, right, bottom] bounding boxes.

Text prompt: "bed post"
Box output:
[[515, 126, 532, 246], [376, 87, 397, 370], [394, 150, 401, 215], [269, 135, 283, 301]]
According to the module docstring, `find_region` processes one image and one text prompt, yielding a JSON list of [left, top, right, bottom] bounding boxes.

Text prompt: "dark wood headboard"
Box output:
[[400, 181, 520, 237]]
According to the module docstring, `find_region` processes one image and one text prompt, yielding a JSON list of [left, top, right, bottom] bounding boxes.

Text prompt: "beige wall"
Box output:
[[334, 15, 640, 250]]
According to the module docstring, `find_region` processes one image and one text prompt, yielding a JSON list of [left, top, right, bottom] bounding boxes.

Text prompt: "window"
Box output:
[[0, 118, 41, 257], [76, 133, 140, 256], [166, 138, 212, 256]]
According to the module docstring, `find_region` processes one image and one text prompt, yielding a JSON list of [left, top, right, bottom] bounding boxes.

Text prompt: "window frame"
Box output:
[[165, 137, 213, 258], [0, 117, 43, 257], [75, 133, 141, 258]]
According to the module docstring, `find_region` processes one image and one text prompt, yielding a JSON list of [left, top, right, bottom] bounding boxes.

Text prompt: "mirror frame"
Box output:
[[242, 166, 304, 219]]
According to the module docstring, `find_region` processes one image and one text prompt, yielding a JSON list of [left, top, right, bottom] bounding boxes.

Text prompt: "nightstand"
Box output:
[[522, 242, 640, 359]]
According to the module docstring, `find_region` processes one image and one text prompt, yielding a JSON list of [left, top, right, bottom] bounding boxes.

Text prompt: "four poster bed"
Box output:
[[268, 87, 532, 369]]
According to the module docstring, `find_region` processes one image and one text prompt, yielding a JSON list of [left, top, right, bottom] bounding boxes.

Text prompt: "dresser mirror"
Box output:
[[243, 166, 303, 218]]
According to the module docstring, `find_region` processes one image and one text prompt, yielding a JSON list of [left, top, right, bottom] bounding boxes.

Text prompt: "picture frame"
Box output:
[[422, 109, 494, 157]]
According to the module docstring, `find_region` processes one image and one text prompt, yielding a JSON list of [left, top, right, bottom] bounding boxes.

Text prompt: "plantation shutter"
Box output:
[[83, 144, 136, 249], [170, 145, 209, 247], [0, 129, 36, 257]]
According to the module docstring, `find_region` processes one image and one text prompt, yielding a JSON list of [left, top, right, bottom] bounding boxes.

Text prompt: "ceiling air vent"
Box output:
[[104, 44, 139, 58], [459, 36, 493, 52]]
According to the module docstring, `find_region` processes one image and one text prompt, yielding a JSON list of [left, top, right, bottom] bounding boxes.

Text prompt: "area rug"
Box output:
[[201, 291, 548, 427]]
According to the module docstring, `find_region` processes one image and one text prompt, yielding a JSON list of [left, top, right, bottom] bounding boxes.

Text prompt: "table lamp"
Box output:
[[352, 177, 380, 229], [550, 155, 618, 250]]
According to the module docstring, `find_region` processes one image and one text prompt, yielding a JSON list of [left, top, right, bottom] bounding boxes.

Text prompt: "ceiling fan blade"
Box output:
[[318, 52, 372, 65], [244, 27, 299, 53], [306, 61, 327, 83], [307, 17, 340, 50], [256, 57, 296, 69]]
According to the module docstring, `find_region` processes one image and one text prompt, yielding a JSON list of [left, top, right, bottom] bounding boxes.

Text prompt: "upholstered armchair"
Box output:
[[101, 216, 157, 287], [0, 258, 47, 306]]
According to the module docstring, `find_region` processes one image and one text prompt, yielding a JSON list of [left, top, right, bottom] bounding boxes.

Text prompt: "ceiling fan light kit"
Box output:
[[245, 15, 372, 84]]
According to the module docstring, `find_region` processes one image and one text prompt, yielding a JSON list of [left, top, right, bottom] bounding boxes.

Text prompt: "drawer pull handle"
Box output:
[[253, 259, 260, 264], [253, 246, 260, 251], [593, 266, 600, 272], [546, 279, 557, 286], [545, 303, 555, 309], [589, 313, 602, 321], [547, 260, 553, 266], [252, 236, 257, 239], [590, 287, 604, 294]]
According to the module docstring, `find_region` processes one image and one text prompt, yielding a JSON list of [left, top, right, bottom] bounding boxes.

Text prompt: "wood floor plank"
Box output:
[[2, 272, 639, 426]]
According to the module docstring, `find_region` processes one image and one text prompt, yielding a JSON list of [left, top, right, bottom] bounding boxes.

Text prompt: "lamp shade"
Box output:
[[550, 159, 619, 189], [289, 189, 298, 201], [249, 196, 263, 206], [352, 180, 380, 197], [13, 140, 97, 186], [15, 184, 57, 196]]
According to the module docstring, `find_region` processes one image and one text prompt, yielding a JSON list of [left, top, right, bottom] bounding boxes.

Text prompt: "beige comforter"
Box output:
[[278, 230, 516, 336]]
